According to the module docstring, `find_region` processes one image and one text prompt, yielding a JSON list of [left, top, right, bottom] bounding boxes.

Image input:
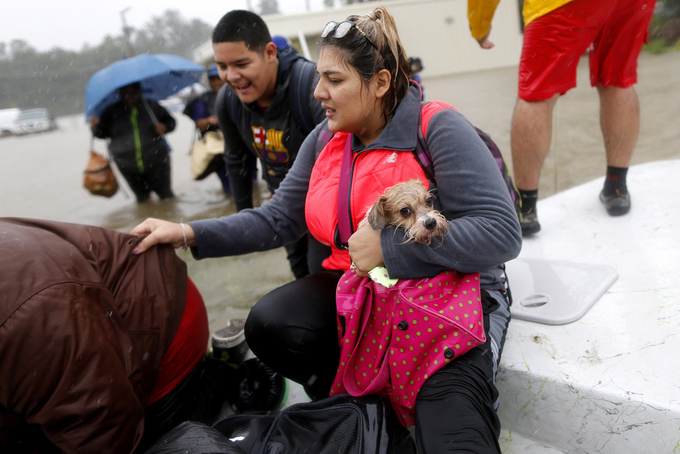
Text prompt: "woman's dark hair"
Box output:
[[212, 10, 272, 53], [320, 7, 411, 122]]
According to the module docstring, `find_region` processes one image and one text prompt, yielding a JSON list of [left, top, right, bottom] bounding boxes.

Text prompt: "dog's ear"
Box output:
[[367, 196, 388, 230]]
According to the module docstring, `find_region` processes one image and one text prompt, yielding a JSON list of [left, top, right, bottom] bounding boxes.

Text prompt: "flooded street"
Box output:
[[0, 108, 294, 331], [1, 50, 678, 335]]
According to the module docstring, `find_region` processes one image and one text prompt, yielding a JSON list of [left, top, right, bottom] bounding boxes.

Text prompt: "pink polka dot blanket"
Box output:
[[330, 267, 486, 427]]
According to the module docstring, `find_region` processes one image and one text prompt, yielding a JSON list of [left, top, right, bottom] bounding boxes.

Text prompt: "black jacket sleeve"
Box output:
[[148, 100, 176, 133], [216, 85, 257, 211], [92, 106, 114, 139]]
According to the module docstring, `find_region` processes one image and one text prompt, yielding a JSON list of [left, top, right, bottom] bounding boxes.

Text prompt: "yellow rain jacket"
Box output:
[[468, 0, 573, 40]]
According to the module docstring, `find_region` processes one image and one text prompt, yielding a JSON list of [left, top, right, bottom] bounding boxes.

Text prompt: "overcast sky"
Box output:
[[0, 0, 323, 52]]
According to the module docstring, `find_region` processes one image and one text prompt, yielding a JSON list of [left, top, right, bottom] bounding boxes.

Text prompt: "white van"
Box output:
[[12, 109, 58, 136], [0, 108, 20, 137]]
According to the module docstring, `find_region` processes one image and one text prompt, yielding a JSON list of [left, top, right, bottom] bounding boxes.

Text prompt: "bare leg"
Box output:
[[510, 95, 560, 191], [511, 95, 560, 235], [597, 85, 637, 216], [597, 85, 639, 168]]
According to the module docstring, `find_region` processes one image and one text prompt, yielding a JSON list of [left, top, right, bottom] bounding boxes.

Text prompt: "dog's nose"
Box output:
[[425, 218, 437, 230]]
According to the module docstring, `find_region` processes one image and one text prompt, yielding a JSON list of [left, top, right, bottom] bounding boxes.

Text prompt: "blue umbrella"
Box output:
[[85, 54, 205, 118]]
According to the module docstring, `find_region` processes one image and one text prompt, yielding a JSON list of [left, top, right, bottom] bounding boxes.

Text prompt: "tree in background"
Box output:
[[649, 0, 680, 49], [0, 10, 213, 117], [659, 0, 680, 16], [259, 0, 280, 15], [133, 10, 213, 58]]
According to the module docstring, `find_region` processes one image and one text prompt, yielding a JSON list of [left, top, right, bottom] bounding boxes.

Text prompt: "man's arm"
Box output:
[[90, 107, 113, 139], [152, 101, 177, 133], [216, 84, 257, 211], [468, 0, 502, 48]]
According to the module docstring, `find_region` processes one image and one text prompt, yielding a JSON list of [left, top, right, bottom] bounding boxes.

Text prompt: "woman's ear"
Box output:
[[374, 69, 392, 99]]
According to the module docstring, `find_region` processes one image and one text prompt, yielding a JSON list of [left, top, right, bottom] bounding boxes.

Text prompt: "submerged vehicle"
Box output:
[[0, 108, 20, 137], [12, 108, 58, 136]]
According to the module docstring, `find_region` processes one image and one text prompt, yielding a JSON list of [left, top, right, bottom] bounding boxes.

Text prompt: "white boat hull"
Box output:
[[498, 160, 680, 453]]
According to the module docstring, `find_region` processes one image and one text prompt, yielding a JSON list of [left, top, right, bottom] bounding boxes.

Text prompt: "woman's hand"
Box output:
[[131, 218, 195, 254], [348, 223, 384, 277]]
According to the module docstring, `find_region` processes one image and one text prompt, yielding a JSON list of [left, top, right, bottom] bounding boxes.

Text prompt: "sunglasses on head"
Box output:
[[321, 20, 379, 50]]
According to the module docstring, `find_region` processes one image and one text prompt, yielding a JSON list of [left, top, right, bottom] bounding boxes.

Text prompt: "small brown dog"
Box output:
[[361, 179, 449, 245]]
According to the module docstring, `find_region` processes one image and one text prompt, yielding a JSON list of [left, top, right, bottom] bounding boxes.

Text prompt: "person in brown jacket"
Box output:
[[0, 218, 210, 453]]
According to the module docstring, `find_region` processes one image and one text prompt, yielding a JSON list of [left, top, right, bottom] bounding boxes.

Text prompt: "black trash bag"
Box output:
[[213, 394, 416, 454], [230, 358, 286, 414], [143, 421, 237, 454]]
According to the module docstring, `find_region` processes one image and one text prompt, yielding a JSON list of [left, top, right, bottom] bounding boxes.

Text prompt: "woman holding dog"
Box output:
[[133, 6, 521, 453]]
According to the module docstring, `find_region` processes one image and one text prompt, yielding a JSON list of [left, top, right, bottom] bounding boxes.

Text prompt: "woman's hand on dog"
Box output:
[[348, 223, 384, 276]]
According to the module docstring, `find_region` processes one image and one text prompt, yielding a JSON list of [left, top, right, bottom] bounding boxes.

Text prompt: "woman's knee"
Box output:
[[414, 351, 501, 453], [244, 271, 341, 355], [244, 293, 286, 355], [415, 382, 501, 453]]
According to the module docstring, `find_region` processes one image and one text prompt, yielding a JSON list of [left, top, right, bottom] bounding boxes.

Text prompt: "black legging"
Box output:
[[245, 270, 343, 398], [245, 271, 507, 454]]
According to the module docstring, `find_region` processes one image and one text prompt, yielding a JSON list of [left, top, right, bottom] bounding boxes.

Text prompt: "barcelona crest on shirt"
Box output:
[[251, 126, 290, 164]]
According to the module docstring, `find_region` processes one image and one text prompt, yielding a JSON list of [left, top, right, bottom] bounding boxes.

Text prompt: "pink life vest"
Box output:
[[305, 132, 427, 271], [305, 101, 458, 271]]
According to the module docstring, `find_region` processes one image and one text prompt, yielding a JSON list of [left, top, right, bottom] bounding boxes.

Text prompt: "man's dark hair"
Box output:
[[212, 10, 272, 53]]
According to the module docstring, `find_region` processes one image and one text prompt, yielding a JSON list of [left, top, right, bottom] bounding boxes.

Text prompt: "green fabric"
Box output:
[[130, 107, 143, 173], [368, 266, 399, 288]]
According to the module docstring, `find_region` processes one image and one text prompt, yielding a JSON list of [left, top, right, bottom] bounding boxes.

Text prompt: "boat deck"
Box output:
[[498, 160, 680, 453]]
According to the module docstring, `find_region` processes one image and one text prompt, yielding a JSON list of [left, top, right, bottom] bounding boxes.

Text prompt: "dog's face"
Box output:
[[363, 179, 449, 244]]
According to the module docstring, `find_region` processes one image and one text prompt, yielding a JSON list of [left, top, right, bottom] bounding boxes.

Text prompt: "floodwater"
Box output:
[[0, 106, 293, 332], [1, 50, 679, 334]]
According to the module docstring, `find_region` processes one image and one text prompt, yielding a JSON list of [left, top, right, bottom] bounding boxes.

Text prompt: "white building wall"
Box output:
[[195, 0, 523, 77]]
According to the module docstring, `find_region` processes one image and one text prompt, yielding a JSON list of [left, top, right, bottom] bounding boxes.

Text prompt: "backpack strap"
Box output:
[[413, 102, 444, 184], [336, 134, 354, 246], [314, 123, 335, 159], [414, 101, 523, 219], [289, 58, 317, 135], [415, 106, 435, 183]]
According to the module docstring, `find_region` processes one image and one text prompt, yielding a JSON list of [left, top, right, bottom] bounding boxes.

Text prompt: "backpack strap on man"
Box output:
[[289, 58, 317, 135]]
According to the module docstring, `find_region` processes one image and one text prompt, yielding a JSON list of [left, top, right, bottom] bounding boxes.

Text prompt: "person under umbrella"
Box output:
[[90, 82, 176, 203]]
